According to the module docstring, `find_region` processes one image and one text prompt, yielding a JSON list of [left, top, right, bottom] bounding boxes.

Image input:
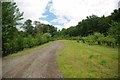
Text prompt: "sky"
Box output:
[[14, 0, 119, 30], [118, 1, 120, 8]]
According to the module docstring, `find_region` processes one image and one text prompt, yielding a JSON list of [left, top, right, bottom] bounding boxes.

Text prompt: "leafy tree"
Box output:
[[110, 8, 120, 22], [2, 2, 23, 55], [34, 21, 57, 36], [64, 26, 77, 37], [34, 21, 44, 34], [76, 15, 102, 36], [97, 16, 111, 35], [108, 21, 120, 44], [21, 19, 34, 36], [47, 25, 57, 36]]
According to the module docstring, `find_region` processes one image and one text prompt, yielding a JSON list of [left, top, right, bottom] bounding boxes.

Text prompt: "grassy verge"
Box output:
[[57, 40, 118, 78], [3, 41, 53, 59]]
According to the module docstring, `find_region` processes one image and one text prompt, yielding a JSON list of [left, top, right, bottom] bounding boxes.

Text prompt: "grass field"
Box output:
[[57, 40, 118, 78]]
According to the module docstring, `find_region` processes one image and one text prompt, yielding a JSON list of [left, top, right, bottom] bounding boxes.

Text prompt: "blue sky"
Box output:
[[39, 1, 57, 23], [39, 0, 70, 27]]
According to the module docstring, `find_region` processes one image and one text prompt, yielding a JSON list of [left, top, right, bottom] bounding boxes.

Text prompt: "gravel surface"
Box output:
[[2, 41, 64, 78]]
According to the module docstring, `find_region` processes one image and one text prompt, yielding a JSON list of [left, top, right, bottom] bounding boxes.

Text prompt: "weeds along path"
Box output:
[[2, 41, 64, 78]]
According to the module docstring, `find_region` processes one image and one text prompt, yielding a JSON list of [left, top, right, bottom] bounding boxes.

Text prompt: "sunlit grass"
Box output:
[[3, 41, 53, 59], [57, 40, 118, 78]]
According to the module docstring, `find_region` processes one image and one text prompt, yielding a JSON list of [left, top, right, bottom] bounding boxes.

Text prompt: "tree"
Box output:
[[34, 21, 44, 34], [2, 2, 23, 55], [34, 21, 57, 36], [47, 24, 57, 36], [108, 21, 120, 44], [76, 15, 100, 36], [110, 8, 120, 22], [21, 19, 34, 36]]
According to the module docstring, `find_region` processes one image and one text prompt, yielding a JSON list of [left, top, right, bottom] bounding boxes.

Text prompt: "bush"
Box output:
[[108, 21, 120, 44], [3, 35, 24, 56], [43, 33, 52, 42], [14, 35, 24, 52], [81, 35, 96, 45], [81, 32, 117, 47]]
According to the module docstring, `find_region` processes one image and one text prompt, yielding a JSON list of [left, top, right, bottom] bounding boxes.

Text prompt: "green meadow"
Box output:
[[57, 40, 118, 78]]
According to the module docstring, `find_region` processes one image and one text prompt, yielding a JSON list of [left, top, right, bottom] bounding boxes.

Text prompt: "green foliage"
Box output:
[[2, 2, 56, 56], [14, 35, 24, 51], [43, 33, 52, 40], [2, 2, 119, 56], [34, 21, 57, 36], [108, 21, 120, 44], [2, 2, 23, 26], [76, 15, 110, 36], [81, 35, 96, 45], [56, 9, 119, 43], [21, 19, 34, 36], [2, 2, 23, 56], [81, 32, 117, 47], [110, 8, 120, 22], [86, 35, 96, 45], [94, 32, 104, 39], [3, 33, 52, 56]]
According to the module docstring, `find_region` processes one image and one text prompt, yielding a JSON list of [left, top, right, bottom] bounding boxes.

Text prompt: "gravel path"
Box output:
[[2, 41, 64, 78]]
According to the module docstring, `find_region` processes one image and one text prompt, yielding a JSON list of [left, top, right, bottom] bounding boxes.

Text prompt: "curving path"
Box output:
[[2, 41, 64, 78]]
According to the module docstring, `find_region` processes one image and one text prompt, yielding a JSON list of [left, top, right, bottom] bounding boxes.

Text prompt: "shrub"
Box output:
[[81, 35, 96, 45], [81, 32, 117, 47], [43, 33, 52, 41], [14, 35, 24, 52]]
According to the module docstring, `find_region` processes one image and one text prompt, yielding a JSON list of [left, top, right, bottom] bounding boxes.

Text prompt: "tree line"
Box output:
[[56, 8, 120, 47], [2, 2, 57, 56], [2, 2, 120, 56]]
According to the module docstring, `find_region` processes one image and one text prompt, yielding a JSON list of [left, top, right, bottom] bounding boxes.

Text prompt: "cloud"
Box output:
[[39, 20, 52, 25], [14, 0, 119, 29], [15, 0, 51, 21], [53, 25, 64, 30], [51, 16, 69, 25], [50, 0, 118, 28], [51, 0, 117, 17]]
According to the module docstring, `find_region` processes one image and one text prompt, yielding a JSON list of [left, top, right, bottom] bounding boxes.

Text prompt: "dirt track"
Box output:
[[2, 41, 64, 78]]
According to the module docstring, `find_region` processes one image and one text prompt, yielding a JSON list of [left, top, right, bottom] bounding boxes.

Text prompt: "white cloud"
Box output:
[[14, 0, 50, 21], [53, 25, 64, 30], [39, 20, 52, 25], [50, 0, 118, 28], [51, 16, 69, 24], [14, 0, 119, 29]]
